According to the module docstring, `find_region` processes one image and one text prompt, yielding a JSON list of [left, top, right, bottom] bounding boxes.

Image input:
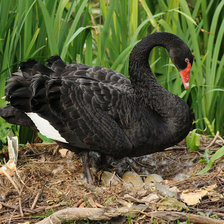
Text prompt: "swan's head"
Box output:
[[169, 43, 193, 90]]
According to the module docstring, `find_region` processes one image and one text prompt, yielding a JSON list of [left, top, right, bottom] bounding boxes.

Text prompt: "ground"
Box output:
[[0, 135, 224, 224]]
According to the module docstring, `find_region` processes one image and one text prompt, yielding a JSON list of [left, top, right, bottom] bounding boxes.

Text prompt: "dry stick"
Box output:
[[8, 208, 17, 224], [74, 199, 84, 207], [2, 202, 61, 214], [215, 213, 224, 218], [35, 207, 224, 224], [0, 203, 62, 223], [15, 168, 26, 186], [30, 143, 57, 147], [194, 207, 224, 213], [1, 202, 35, 214], [2, 170, 25, 217], [2, 169, 20, 193], [31, 181, 47, 210], [165, 146, 187, 151], [31, 191, 42, 210], [218, 134, 224, 144], [0, 212, 37, 223], [32, 161, 66, 164], [1, 202, 18, 210], [207, 131, 220, 148], [18, 198, 24, 217], [33, 203, 62, 213], [35, 207, 130, 224], [144, 211, 224, 224]]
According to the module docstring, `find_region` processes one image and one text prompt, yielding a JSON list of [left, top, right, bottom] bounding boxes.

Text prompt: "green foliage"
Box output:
[[37, 132, 54, 143], [73, 221, 109, 224], [197, 211, 219, 219], [32, 208, 54, 219], [126, 215, 133, 224], [199, 148, 212, 164], [0, 0, 223, 145], [186, 129, 200, 151], [196, 145, 224, 175], [0, 120, 14, 145], [0, 118, 19, 148]]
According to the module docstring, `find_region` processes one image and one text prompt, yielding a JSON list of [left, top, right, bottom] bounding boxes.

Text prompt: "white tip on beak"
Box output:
[[184, 82, 189, 90]]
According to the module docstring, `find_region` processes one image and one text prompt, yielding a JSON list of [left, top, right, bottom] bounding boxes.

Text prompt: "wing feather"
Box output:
[[4, 56, 134, 157], [43, 77, 133, 156]]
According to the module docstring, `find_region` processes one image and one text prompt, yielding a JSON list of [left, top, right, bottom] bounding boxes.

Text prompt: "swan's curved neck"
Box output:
[[129, 32, 179, 104], [128, 32, 192, 141], [129, 32, 176, 84]]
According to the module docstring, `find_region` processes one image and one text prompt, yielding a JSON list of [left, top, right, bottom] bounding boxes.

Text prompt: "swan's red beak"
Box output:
[[180, 61, 191, 90]]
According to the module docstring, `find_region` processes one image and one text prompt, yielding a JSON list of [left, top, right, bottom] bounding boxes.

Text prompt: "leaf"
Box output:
[[180, 190, 207, 205], [59, 148, 68, 158], [173, 9, 197, 25], [111, 41, 139, 71], [37, 132, 54, 143], [60, 0, 88, 58], [24, 28, 40, 58], [196, 146, 224, 175], [186, 129, 200, 151], [157, 197, 188, 211], [204, 117, 215, 137], [180, 184, 216, 205], [38, 0, 58, 55]]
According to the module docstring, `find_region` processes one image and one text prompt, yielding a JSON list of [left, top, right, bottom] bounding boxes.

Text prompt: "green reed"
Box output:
[[0, 0, 223, 145]]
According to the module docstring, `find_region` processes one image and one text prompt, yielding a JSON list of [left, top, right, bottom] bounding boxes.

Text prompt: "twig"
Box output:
[[218, 135, 224, 144], [15, 168, 26, 186], [29, 143, 57, 147], [165, 146, 187, 151], [207, 131, 220, 148], [19, 197, 24, 217], [31, 181, 47, 210], [35, 207, 128, 224], [1, 202, 18, 210], [193, 207, 224, 213], [1, 202, 35, 214], [8, 208, 17, 224], [32, 161, 66, 164], [35, 205, 147, 224], [33, 203, 62, 213], [74, 199, 84, 207], [2, 169, 20, 193], [143, 211, 224, 224], [215, 213, 224, 218], [31, 192, 42, 210], [1, 169, 25, 217], [0, 204, 63, 223], [35, 206, 224, 224]]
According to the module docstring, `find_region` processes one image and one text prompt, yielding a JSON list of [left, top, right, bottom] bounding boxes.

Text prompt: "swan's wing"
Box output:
[[28, 75, 132, 156], [46, 56, 131, 90], [4, 57, 133, 156]]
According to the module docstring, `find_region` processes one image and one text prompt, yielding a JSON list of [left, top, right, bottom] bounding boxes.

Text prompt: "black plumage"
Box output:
[[0, 32, 193, 181]]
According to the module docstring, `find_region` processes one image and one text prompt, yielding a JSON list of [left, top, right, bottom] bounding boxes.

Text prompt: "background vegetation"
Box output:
[[0, 0, 224, 146]]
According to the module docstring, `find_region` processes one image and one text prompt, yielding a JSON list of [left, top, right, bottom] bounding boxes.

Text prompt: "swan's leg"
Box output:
[[81, 152, 93, 184]]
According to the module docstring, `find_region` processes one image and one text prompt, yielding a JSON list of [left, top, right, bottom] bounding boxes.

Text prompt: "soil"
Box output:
[[0, 135, 224, 224]]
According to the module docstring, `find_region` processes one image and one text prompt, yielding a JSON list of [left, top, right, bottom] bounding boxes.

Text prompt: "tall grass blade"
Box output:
[[38, 0, 58, 55], [61, 0, 88, 59]]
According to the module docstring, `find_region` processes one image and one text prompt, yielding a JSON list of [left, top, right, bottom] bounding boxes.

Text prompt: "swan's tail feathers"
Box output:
[[19, 59, 54, 76], [0, 105, 37, 130], [5, 72, 32, 112], [45, 55, 66, 74], [5, 59, 55, 112]]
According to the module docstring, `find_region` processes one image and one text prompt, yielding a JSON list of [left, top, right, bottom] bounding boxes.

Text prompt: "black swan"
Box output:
[[0, 32, 193, 183]]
